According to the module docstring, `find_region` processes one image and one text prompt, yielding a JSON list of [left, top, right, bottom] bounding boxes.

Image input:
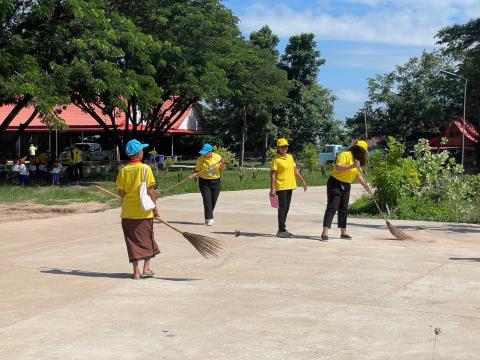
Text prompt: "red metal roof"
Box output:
[[1, 104, 124, 132], [429, 118, 479, 148], [1, 100, 205, 135]]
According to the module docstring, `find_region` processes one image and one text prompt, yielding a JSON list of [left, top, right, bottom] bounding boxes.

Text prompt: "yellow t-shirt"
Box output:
[[116, 162, 156, 219], [195, 153, 223, 180], [271, 154, 297, 191], [331, 151, 360, 184]]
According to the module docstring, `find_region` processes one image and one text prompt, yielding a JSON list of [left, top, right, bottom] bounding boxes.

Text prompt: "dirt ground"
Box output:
[[0, 202, 112, 223]]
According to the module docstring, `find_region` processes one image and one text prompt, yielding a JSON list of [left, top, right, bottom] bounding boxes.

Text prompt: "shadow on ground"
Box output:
[[167, 221, 205, 226], [213, 231, 327, 242], [39, 268, 199, 281], [348, 222, 480, 234], [449, 257, 480, 262]]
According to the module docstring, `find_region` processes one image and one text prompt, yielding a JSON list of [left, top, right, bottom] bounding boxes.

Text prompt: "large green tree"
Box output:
[[345, 51, 461, 147], [437, 18, 480, 126], [207, 37, 290, 166], [276, 33, 336, 152]]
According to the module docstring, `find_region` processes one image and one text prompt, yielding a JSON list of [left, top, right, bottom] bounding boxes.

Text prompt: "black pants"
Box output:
[[277, 189, 293, 232], [199, 178, 221, 220], [323, 176, 351, 229], [68, 162, 83, 182]]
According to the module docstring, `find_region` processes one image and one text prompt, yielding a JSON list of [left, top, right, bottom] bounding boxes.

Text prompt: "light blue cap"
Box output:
[[199, 143, 213, 155], [126, 139, 149, 156]]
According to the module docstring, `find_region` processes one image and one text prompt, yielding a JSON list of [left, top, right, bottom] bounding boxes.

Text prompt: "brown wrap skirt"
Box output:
[[121, 218, 160, 263]]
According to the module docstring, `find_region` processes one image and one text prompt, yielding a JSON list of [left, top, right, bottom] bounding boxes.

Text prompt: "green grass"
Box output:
[[151, 168, 328, 196], [0, 168, 329, 205], [0, 184, 115, 206]]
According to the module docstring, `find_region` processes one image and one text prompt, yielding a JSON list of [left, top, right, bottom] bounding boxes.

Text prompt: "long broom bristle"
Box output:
[[386, 220, 412, 240], [182, 232, 223, 258]]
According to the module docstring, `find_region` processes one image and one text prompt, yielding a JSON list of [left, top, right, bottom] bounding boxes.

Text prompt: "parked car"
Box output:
[[59, 143, 115, 164], [319, 144, 347, 165]]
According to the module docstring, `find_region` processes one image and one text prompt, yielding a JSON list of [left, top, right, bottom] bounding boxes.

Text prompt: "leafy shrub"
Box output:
[[266, 147, 277, 160], [349, 195, 376, 215], [164, 158, 175, 168], [368, 137, 419, 208], [351, 136, 480, 223], [298, 143, 320, 172], [214, 146, 237, 168]]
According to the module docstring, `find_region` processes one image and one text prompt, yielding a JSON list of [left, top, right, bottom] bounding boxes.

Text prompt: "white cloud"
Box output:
[[239, 1, 480, 46], [337, 89, 366, 103]]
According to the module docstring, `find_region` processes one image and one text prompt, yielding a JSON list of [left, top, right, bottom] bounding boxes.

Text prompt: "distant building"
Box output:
[[0, 99, 207, 158]]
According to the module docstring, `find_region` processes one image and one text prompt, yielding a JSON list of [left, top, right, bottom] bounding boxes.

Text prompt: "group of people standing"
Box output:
[[116, 137, 372, 279]]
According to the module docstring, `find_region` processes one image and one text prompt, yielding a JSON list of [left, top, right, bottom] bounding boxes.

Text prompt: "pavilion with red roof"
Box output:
[[0, 100, 207, 158]]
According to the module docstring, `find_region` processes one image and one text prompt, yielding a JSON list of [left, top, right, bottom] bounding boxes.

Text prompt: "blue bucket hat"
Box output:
[[125, 139, 149, 156], [199, 143, 213, 155]]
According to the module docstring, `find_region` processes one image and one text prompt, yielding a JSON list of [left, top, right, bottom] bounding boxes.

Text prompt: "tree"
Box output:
[[346, 51, 461, 147], [109, 0, 240, 145], [437, 18, 480, 126], [206, 38, 290, 166], [275, 33, 336, 152], [0, 0, 72, 155], [279, 33, 325, 86], [249, 25, 280, 58]]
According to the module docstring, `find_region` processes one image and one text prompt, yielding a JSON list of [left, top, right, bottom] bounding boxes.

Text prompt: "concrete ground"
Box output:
[[1, 185, 480, 360]]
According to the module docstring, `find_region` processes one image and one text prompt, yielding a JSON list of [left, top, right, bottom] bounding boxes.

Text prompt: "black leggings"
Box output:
[[277, 189, 293, 232], [199, 178, 221, 220], [323, 176, 351, 229]]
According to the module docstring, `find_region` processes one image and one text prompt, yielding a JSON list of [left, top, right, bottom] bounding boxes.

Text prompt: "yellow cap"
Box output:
[[356, 140, 368, 152], [277, 138, 289, 147]]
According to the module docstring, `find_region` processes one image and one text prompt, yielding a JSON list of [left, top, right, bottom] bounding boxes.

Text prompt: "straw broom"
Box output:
[[361, 170, 412, 240], [94, 185, 222, 258], [370, 196, 412, 240]]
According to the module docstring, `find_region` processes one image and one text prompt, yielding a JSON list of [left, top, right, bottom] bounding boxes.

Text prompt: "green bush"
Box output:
[[214, 146, 238, 168], [351, 137, 480, 223], [266, 147, 277, 160], [164, 158, 175, 168], [298, 143, 320, 172], [349, 195, 377, 215]]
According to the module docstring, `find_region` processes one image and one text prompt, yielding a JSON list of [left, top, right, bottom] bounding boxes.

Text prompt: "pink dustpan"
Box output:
[[269, 194, 279, 208]]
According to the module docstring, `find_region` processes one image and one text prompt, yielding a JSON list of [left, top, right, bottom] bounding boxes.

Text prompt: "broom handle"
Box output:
[[358, 170, 388, 221], [93, 185, 184, 234], [160, 159, 223, 194], [154, 217, 183, 234]]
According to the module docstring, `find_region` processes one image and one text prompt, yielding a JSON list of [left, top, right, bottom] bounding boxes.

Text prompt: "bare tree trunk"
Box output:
[[240, 106, 246, 169], [261, 131, 268, 165]]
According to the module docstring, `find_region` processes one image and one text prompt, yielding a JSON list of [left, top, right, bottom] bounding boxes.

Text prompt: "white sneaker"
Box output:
[[205, 219, 214, 226]]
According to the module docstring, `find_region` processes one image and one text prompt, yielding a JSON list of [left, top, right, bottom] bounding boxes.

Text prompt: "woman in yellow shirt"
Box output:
[[270, 138, 307, 238], [321, 140, 372, 240], [116, 139, 160, 280], [189, 144, 226, 226]]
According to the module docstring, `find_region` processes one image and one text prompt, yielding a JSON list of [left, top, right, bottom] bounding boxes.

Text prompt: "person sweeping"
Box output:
[[321, 140, 373, 240], [116, 139, 160, 279], [188, 144, 226, 226], [270, 138, 307, 238]]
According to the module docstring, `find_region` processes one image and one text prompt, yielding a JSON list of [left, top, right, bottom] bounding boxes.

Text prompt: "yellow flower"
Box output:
[[410, 171, 418, 177], [415, 179, 421, 185]]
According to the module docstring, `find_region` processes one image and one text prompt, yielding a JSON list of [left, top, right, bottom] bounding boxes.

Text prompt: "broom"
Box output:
[[370, 196, 412, 240], [158, 159, 223, 196], [94, 185, 222, 258], [361, 170, 412, 240]]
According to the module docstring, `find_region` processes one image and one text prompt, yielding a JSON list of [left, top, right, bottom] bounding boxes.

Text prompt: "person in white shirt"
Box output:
[[11, 160, 21, 184], [51, 159, 62, 186], [18, 159, 29, 186]]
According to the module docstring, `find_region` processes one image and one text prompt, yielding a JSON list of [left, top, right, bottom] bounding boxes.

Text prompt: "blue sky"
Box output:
[[223, 0, 480, 120]]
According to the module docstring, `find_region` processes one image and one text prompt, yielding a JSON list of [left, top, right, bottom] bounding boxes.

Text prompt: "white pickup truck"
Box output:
[[59, 143, 115, 164], [319, 144, 347, 165]]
